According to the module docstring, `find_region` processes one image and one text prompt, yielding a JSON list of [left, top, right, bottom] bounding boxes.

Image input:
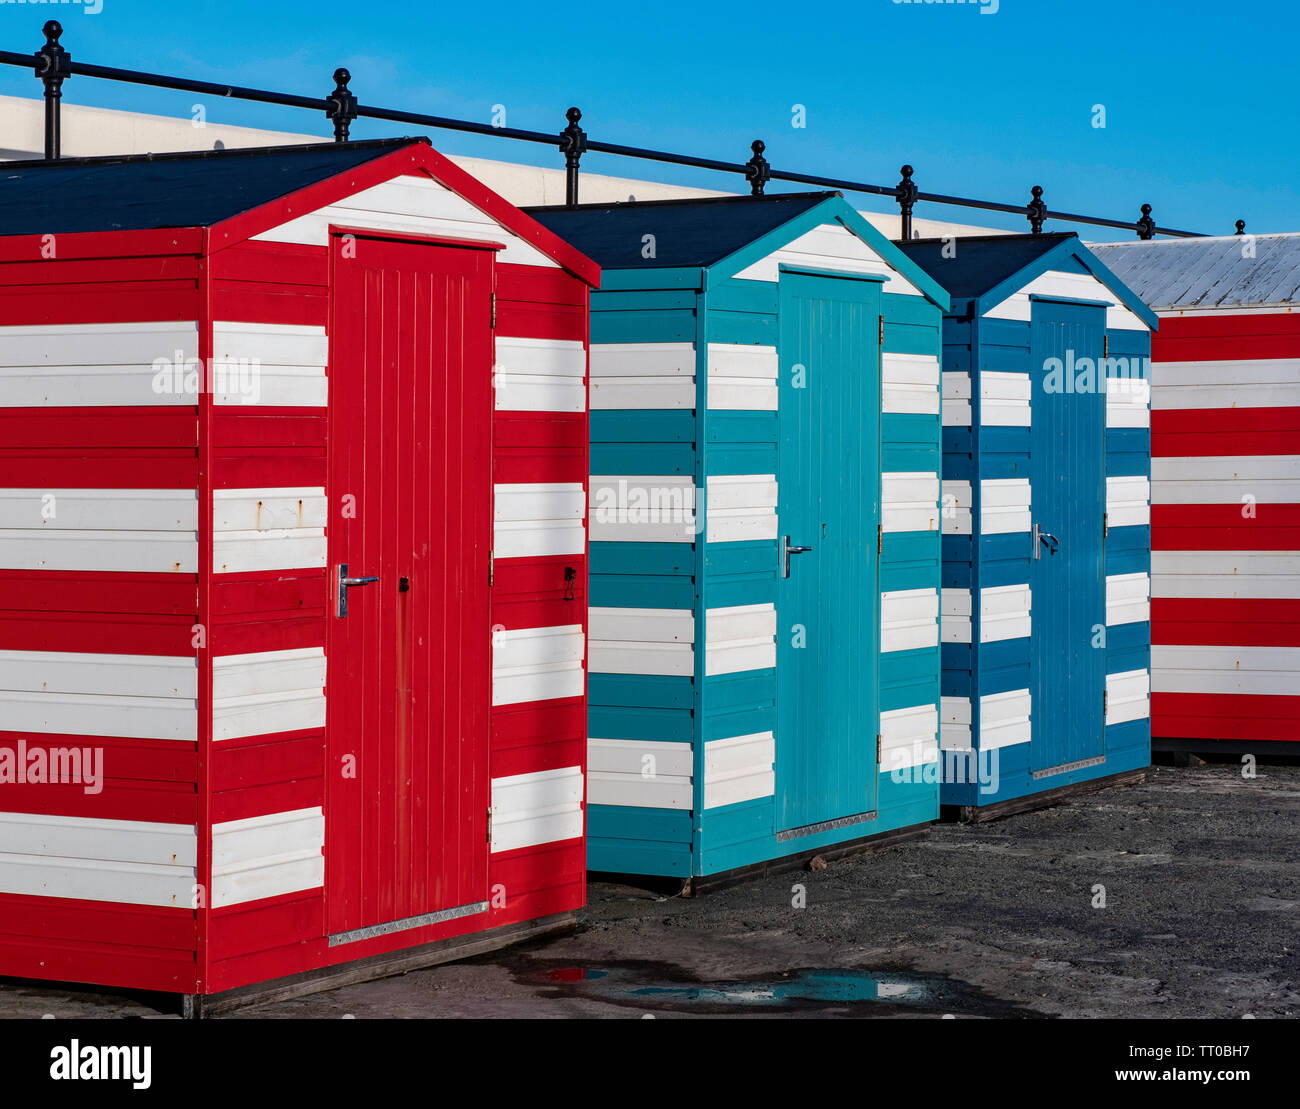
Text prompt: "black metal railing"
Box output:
[[5, 20, 1226, 239]]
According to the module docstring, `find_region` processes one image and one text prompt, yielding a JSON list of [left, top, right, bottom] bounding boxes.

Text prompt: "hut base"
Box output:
[[676, 821, 933, 897], [1153, 737, 1300, 763], [940, 768, 1148, 825], [180, 910, 580, 1018]]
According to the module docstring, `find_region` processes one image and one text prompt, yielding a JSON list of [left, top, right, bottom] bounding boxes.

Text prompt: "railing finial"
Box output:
[[559, 107, 587, 208], [1137, 203, 1156, 240], [325, 68, 357, 143], [35, 19, 72, 161], [1235, 219, 1246, 236], [745, 139, 770, 197], [1027, 185, 1046, 234], [896, 164, 918, 240]]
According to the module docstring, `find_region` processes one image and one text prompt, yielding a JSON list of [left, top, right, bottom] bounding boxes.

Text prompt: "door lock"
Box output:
[[336, 563, 380, 617], [782, 535, 814, 578]]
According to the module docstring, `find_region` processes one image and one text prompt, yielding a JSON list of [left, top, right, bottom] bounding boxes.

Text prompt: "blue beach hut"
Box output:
[[896, 233, 1157, 818], [528, 192, 950, 885]]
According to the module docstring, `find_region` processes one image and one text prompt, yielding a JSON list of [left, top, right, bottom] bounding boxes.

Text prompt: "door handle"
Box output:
[[782, 535, 814, 578], [336, 563, 379, 618], [1033, 524, 1060, 559]]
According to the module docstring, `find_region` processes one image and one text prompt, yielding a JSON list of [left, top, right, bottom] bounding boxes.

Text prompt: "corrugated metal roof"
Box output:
[[1088, 234, 1300, 311]]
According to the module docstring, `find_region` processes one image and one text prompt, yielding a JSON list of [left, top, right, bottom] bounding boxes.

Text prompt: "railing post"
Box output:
[[1235, 220, 1246, 236], [1136, 203, 1156, 240], [896, 165, 918, 240], [34, 20, 71, 161], [1026, 185, 1046, 234], [559, 107, 587, 207], [324, 68, 358, 143], [745, 140, 770, 197]]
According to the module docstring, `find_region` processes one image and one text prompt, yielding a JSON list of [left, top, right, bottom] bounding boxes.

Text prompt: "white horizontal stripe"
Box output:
[[1106, 668, 1150, 724], [941, 478, 972, 535], [1152, 550, 1300, 599], [588, 738, 693, 809], [708, 474, 778, 542], [0, 489, 195, 531], [589, 607, 693, 677], [981, 584, 1031, 643], [708, 344, 778, 411], [1152, 646, 1300, 697], [590, 342, 695, 410], [980, 688, 1031, 749], [0, 811, 196, 908], [491, 766, 584, 853], [0, 321, 199, 407], [1106, 475, 1150, 528], [941, 588, 972, 644], [942, 371, 972, 427], [1152, 455, 1300, 505], [940, 696, 973, 751], [0, 649, 195, 698], [1106, 374, 1150, 428], [0, 530, 197, 573], [213, 488, 327, 532], [211, 807, 325, 908], [212, 322, 328, 407], [214, 530, 326, 574], [733, 222, 923, 296], [981, 478, 1032, 534], [495, 337, 587, 413], [881, 588, 939, 652], [492, 625, 585, 706], [255, 174, 556, 269], [880, 705, 939, 771], [0, 650, 198, 741], [212, 648, 326, 742], [883, 353, 940, 415], [1106, 572, 1150, 626], [1153, 358, 1300, 387], [494, 482, 585, 559], [706, 603, 776, 676], [883, 471, 939, 533], [1152, 380, 1300, 411], [590, 475, 695, 543], [979, 372, 1031, 427], [704, 731, 775, 808]]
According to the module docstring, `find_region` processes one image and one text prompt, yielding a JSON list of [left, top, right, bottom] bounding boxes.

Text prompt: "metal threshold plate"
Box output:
[[776, 809, 877, 843], [1031, 755, 1106, 781], [328, 900, 490, 947]]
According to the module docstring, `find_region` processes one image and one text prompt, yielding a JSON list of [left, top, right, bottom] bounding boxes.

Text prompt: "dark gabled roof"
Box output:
[[895, 232, 1077, 300], [524, 191, 838, 269], [1089, 235, 1300, 310], [0, 138, 427, 236]]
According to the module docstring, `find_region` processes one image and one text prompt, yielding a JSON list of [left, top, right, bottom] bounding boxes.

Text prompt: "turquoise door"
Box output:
[[775, 270, 881, 831], [1028, 298, 1107, 773]]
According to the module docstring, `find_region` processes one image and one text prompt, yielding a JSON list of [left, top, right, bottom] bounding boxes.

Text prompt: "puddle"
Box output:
[[494, 957, 1046, 1017]]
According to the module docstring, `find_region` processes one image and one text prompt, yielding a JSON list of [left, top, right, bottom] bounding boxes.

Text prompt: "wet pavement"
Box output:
[[2, 762, 1297, 1019]]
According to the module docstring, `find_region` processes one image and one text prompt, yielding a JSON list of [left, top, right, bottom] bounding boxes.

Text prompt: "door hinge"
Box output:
[[876, 734, 882, 764], [1103, 511, 1109, 539], [490, 292, 497, 329], [877, 523, 883, 555], [1103, 689, 1109, 717], [488, 550, 495, 586], [486, 805, 494, 844], [1104, 334, 1109, 358], [878, 314, 885, 346]]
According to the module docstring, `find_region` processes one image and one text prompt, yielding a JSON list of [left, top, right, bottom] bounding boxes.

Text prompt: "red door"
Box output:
[[326, 232, 495, 938]]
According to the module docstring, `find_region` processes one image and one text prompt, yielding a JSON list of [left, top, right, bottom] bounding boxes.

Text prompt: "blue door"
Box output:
[[776, 270, 881, 831], [1028, 298, 1107, 772]]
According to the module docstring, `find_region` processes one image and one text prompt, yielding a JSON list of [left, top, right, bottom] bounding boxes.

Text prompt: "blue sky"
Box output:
[[0, 0, 1294, 237]]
